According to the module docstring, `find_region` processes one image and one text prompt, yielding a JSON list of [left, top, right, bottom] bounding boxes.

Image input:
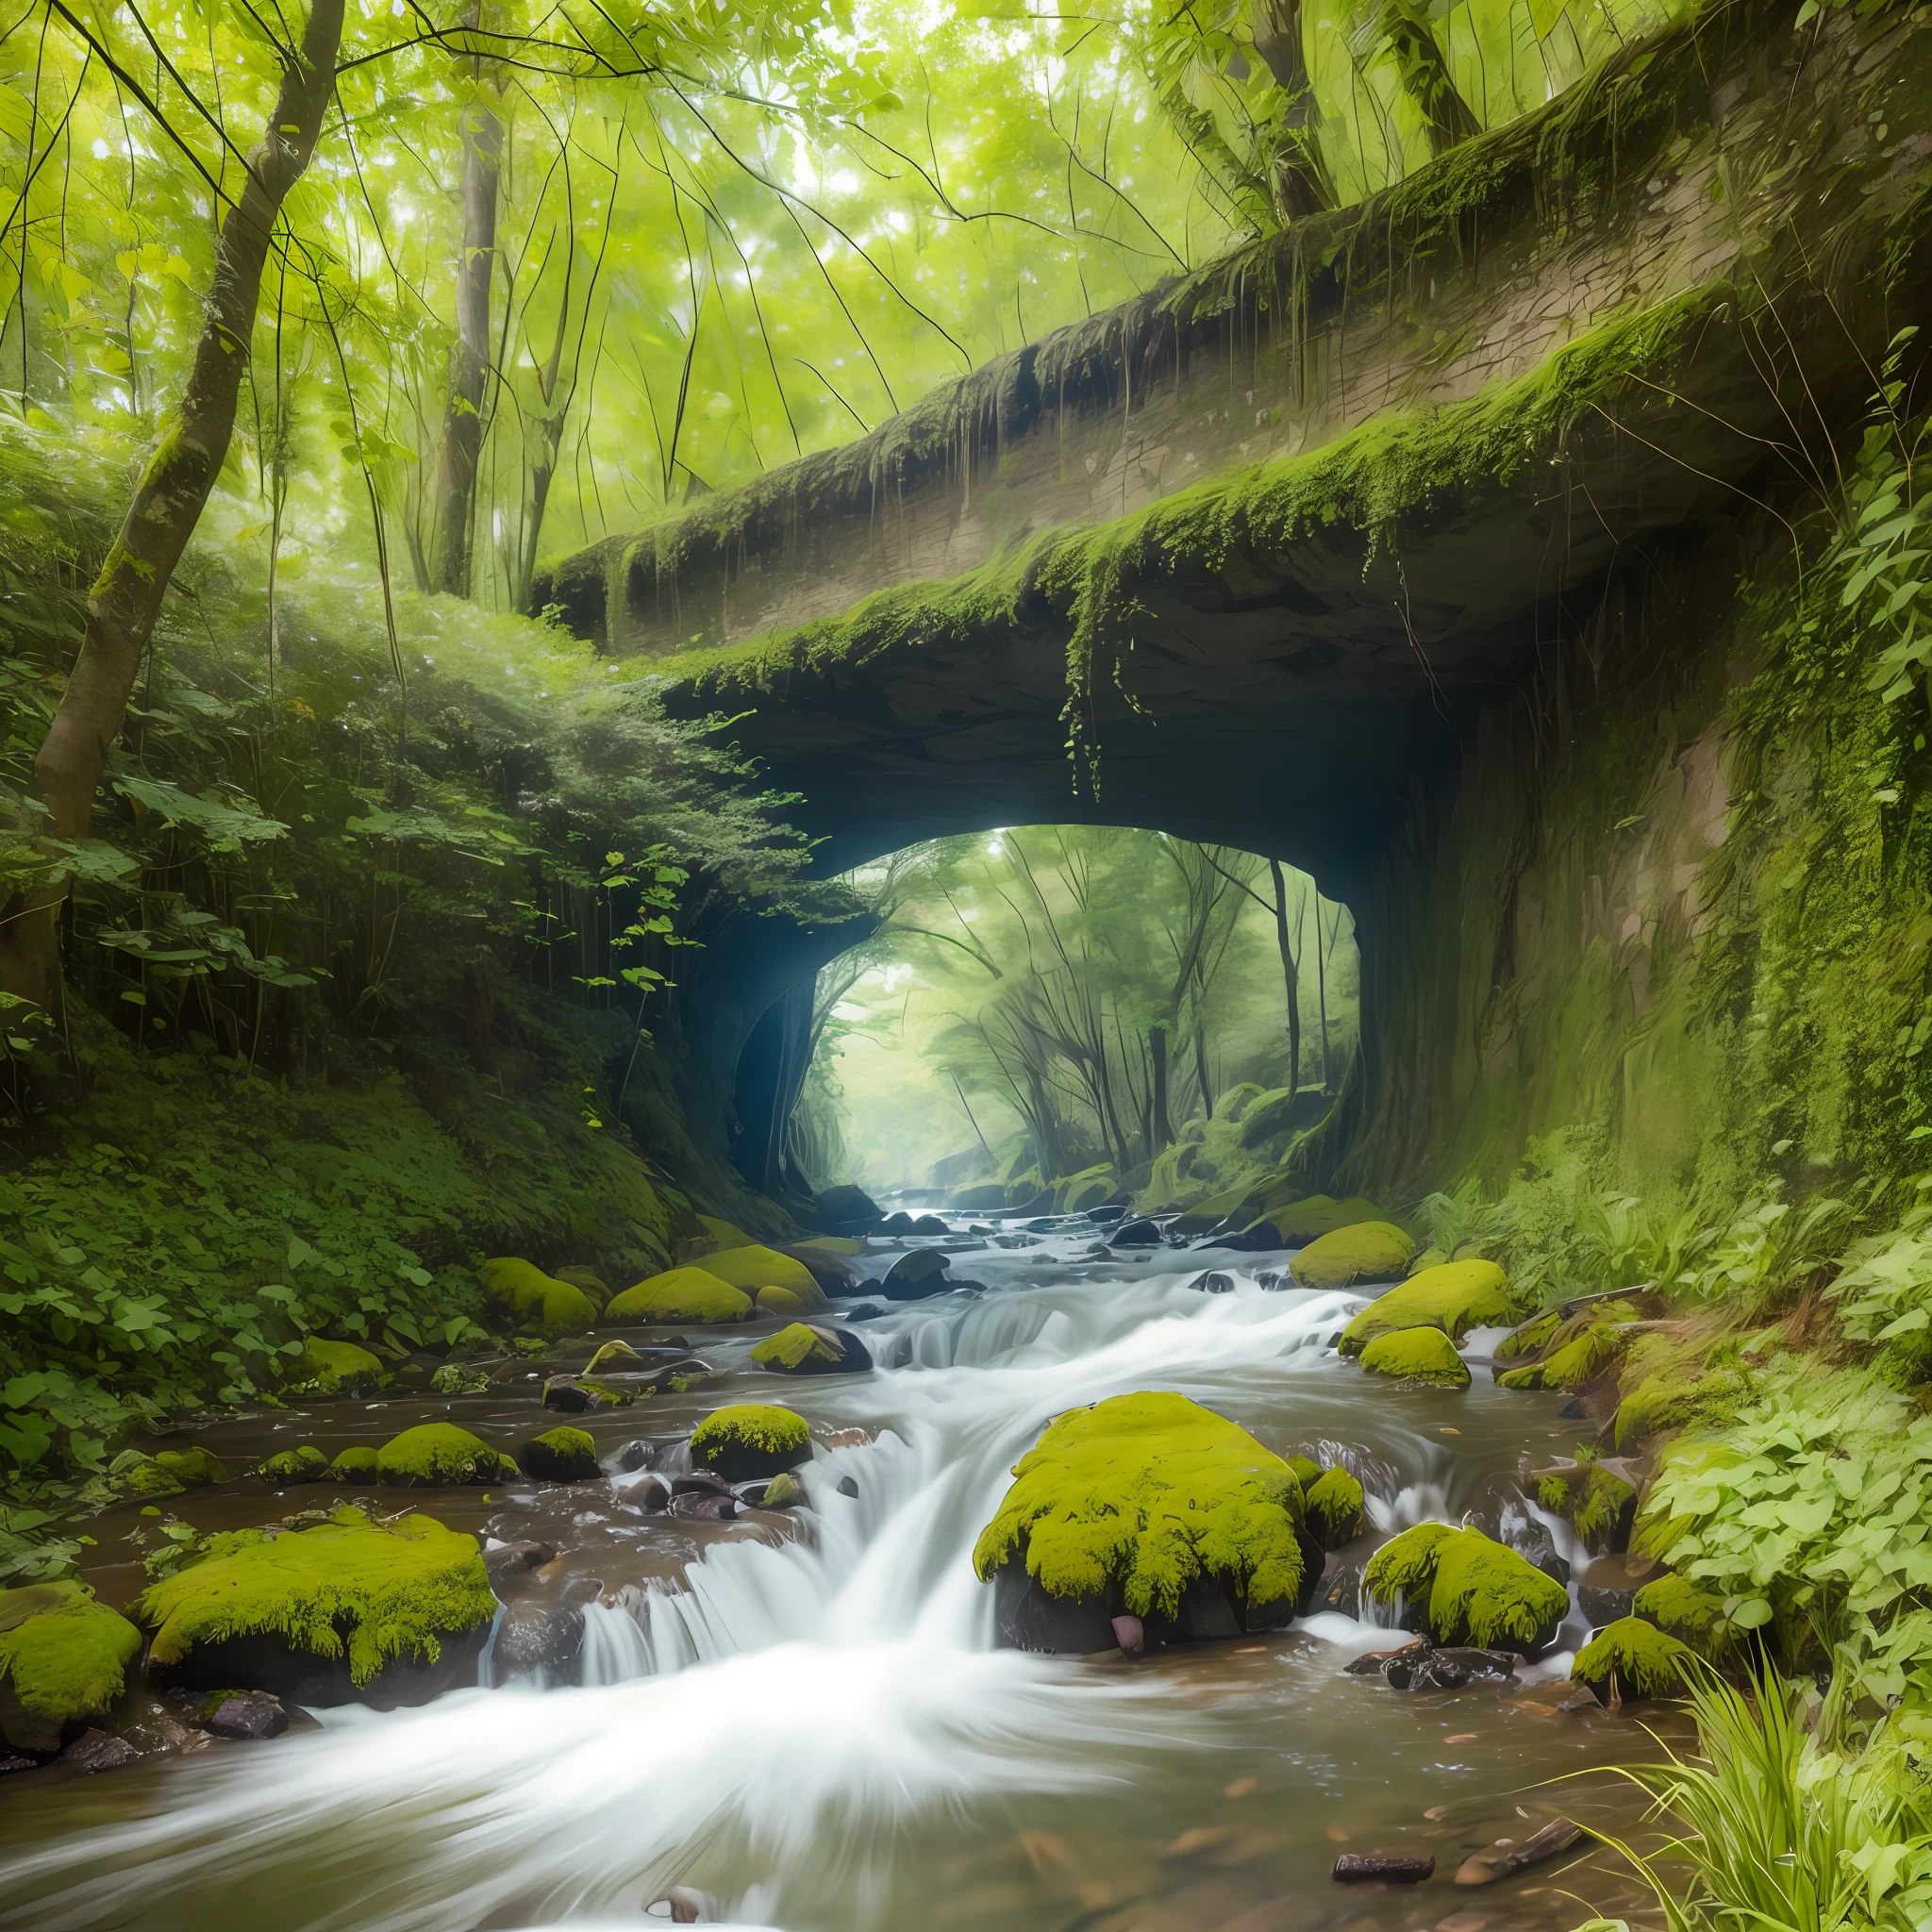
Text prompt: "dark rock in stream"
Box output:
[[490, 1601, 587, 1683], [1455, 1818, 1585, 1885], [615, 1472, 672, 1511], [0, 1752, 35, 1775], [882, 1249, 951, 1298], [1346, 1639, 1433, 1676], [1211, 1224, 1281, 1253], [992, 1563, 1115, 1655], [1503, 1519, 1571, 1587], [484, 1541, 558, 1594], [1388, 1646, 1518, 1690], [813, 1183, 883, 1232], [1108, 1218, 1162, 1247], [1334, 1854, 1435, 1884], [196, 1691, 290, 1741], [60, 1729, 141, 1774], [1186, 1269, 1238, 1293], [150, 1619, 491, 1711], [836, 1475, 859, 1498], [845, 1302, 884, 1321], [669, 1491, 738, 1522], [1086, 1205, 1128, 1224]]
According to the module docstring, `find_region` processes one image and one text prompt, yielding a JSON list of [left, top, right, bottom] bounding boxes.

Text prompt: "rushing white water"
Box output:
[[0, 1243, 1597, 1932]]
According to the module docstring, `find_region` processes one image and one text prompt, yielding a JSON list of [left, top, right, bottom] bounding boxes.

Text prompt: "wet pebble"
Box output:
[[197, 1691, 290, 1741], [61, 1729, 141, 1775]]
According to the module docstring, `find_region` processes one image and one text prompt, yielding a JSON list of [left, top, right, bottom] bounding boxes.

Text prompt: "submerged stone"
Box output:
[[134, 1507, 495, 1709], [603, 1266, 755, 1324], [0, 1581, 144, 1754], [1339, 1260, 1516, 1354], [1358, 1326, 1472, 1387], [688, 1403, 812, 1481], [1290, 1222, 1417, 1291], [974, 1391, 1313, 1640], [1364, 1524, 1568, 1658]]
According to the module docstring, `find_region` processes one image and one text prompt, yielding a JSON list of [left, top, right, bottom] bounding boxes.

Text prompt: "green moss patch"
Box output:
[[605, 1265, 754, 1324], [1498, 1302, 1643, 1391], [1573, 1616, 1693, 1699], [521, 1425, 600, 1482], [1268, 1195, 1390, 1242], [124, 1446, 230, 1498], [690, 1403, 811, 1480], [479, 1257, 600, 1334], [0, 1581, 143, 1752], [690, 1243, 824, 1304], [1634, 1573, 1728, 1657], [750, 1322, 843, 1370], [134, 1508, 493, 1689], [376, 1424, 519, 1487], [1339, 1259, 1515, 1354], [1359, 1325, 1471, 1387], [328, 1446, 378, 1483], [1538, 1458, 1636, 1547], [972, 1391, 1307, 1623], [291, 1338, 387, 1394], [1291, 1223, 1417, 1291], [1304, 1467, 1367, 1549], [1365, 1524, 1568, 1655], [258, 1445, 330, 1484]]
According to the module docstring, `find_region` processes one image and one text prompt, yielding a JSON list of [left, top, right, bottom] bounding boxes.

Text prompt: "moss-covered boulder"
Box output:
[[689, 1243, 825, 1306], [1498, 1300, 1644, 1391], [689, 1404, 812, 1481], [749, 1322, 872, 1374], [376, 1424, 519, 1487], [479, 1257, 600, 1334], [520, 1426, 600, 1482], [1572, 1617, 1693, 1701], [553, 1266, 610, 1309], [1536, 1457, 1638, 1551], [1633, 1573, 1728, 1657], [1290, 1222, 1416, 1291], [974, 1392, 1314, 1642], [122, 1446, 229, 1499], [1359, 1327, 1472, 1387], [1303, 1467, 1367, 1549], [133, 1507, 495, 1709], [327, 1446, 379, 1484], [257, 1445, 330, 1485], [0, 1581, 144, 1753], [696, 1215, 757, 1250], [1364, 1524, 1568, 1658], [755, 1284, 810, 1318], [884, 1248, 951, 1298], [604, 1266, 754, 1324], [1338, 1260, 1516, 1354], [290, 1338, 387, 1395]]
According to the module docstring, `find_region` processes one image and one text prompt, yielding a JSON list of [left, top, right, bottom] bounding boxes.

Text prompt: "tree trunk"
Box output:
[[1148, 1023, 1173, 1154], [0, 0, 346, 1014], [1270, 858, 1302, 1094], [1250, 0, 1330, 221], [437, 6, 501, 600], [1194, 1019, 1211, 1120]]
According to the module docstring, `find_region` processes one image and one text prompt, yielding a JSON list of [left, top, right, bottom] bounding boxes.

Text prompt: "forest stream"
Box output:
[[0, 1219, 1678, 1932]]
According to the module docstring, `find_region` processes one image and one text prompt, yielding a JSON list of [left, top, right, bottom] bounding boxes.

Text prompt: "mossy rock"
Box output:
[[973, 1391, 1310, 1626], [1572, 1617, 1693, 1701], [1290, 1222, 1416, 1291], [479, 1257, 600, 1335], [1494, 1309, 1562, 1362], [1498, 1304, 1641, 1391], [258, 1445, 330, 1484], [521, 1426, 601, 1482], [1364, 1524, 1568, 1657], [133, 1507, 495, 1709], [124, 1446, 230, 1499], [553, 1266, 610, 1309], [604, 1266, 754, 1325], [1304, 1467, 1366, 1549], [1338, 1259, 1515, 1354], [749, 1322, 871, 1375], [376, 1424, 519, 1487], [0, 1581, 144, 1753], [1537, 1458, 1636, 1550], [697, 1215, 757, 1251], [1612, 1345, 1743, 1449], [1269, 1195, 1390, 1243], [291, 1338, 387, 1394], [1359, 1326, 1472, 1387], [1633, 1573, 1728, 1657], [1283, 1455, 1324, 1490], [690, 1243, 824, 1305], [755, 1284, 810, 1318], [327, 1446, 379, 1484], [689, 1403, 812, 1481]]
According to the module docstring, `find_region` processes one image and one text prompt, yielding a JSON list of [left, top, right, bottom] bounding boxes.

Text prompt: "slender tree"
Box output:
[[0, 0, 347, 1013]]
